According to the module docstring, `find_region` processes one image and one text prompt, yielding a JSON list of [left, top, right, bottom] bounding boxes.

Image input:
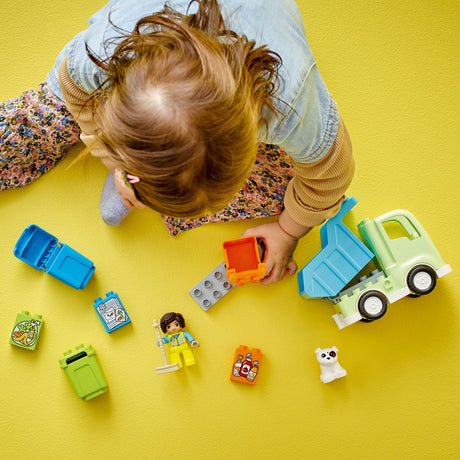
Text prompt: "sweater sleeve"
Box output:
[[58, 55, 96, 133], [58, 55, 110, 157], [283, 115, 355, 228]]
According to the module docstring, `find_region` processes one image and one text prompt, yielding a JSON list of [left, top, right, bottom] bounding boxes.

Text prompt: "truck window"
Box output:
[[382, 220, 419, 241]]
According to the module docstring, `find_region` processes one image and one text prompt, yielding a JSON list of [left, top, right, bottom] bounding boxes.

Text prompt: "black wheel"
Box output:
[[407, 265, 437, 295], [358, 291, 388, 320]]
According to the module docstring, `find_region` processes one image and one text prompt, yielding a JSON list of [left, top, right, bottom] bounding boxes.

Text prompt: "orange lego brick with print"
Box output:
[[230, 345, 262, 385]]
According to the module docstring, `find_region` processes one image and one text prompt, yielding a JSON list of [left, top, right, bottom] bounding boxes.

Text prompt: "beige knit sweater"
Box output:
[[58, 55, 354, 228]]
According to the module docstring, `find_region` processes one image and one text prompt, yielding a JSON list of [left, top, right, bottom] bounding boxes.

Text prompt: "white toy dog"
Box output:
[[315, 346, 347, 383]]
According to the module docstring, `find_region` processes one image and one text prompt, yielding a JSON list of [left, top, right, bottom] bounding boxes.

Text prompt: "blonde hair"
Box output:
[[89, 0, 282, 217]]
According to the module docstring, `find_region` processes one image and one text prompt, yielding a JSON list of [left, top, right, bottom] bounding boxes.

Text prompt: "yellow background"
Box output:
[[1, 1, 459, 458]]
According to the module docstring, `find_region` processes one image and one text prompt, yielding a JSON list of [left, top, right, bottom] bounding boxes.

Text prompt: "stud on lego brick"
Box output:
[[93, 291, 131, 333], [9, 311, 43, 351], [223, 236, 266, 286], [59, 344, 108, 401], [315, 347, 346, 383], [189, 261, 235, 311], [230, 345, 262, 385], [14, 224, 95, 289]]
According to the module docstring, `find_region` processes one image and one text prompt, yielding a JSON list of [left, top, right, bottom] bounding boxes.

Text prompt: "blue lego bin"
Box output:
[[298, 197, 374, 298], [14, 225, 95, 289]]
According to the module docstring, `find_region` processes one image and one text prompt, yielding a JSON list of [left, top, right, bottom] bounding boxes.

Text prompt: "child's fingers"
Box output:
[[285, 259, 298, 276]]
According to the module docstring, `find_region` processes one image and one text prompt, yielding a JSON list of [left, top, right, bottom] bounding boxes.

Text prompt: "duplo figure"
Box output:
[[158, 312, 199, 368]]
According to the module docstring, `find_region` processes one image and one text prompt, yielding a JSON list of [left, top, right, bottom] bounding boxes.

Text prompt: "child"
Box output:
[[0, 0, 354, 285]]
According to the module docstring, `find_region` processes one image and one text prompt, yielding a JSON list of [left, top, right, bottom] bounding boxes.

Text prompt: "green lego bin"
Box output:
[[59, 344, 108, 401]]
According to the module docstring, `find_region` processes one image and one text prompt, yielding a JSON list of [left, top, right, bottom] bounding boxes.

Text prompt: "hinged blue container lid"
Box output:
[[14, 225, 58, 269], [14, 225, 95, 289]]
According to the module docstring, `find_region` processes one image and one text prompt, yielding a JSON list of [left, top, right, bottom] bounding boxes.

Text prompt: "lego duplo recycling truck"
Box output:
[[298, 197, 451, 329]]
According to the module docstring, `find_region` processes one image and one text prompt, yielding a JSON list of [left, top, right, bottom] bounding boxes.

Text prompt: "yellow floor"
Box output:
[[1, 1, 459, 458]]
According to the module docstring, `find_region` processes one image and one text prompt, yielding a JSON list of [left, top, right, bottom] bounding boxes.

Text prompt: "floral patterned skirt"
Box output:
[[0, 83, 295, 235], [0, 82, 81, 190], [162, 143, 295, 236]]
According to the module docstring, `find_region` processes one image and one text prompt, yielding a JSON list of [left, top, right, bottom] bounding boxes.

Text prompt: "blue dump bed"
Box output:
[[298, 197, 374, 298]]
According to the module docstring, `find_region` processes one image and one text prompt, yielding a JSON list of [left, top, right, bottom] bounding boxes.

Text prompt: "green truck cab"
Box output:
[[298, 199, 452, 329]]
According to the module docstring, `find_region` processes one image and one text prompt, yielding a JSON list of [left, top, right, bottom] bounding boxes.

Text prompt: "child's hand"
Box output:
[[241, 221, 299, 285]]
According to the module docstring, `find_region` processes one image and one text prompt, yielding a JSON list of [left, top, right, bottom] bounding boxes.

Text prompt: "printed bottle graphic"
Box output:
[[247, 361, 259, 382], [239, 353, 252, 378], [233, 354, 243, 376], [230, 346, 261, 385]]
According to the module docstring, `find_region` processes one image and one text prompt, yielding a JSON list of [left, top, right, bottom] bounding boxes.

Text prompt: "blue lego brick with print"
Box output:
[[93, 291, 131, 332]]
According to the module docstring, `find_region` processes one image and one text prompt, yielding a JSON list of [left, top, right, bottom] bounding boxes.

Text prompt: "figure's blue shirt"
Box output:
[[163, 331, 194, 346], [47, 0, 338, 163]]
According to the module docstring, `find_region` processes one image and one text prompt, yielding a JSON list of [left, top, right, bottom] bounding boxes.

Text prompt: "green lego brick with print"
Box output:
[[9, 310, 44, 351]]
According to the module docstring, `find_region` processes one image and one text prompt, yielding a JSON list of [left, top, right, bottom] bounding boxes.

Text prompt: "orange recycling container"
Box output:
[[222, 236, 266, 286]]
